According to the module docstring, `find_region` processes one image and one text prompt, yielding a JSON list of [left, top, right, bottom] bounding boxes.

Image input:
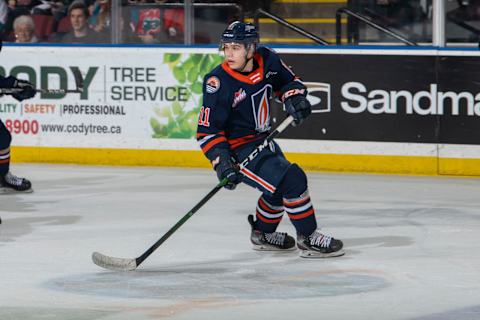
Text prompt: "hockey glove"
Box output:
[[5, 76, 36, 101], [211, 149, 243, 190], [282, 87, 311, 126]]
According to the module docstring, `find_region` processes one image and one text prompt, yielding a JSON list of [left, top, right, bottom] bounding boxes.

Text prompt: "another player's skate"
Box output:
[[297, 230, 344, 258], [0, 172, 33, 194], [248, 215, 296, 251]]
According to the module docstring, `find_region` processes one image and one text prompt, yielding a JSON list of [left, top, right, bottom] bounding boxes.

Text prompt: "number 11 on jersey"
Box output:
[[198, 106, 211, 127]]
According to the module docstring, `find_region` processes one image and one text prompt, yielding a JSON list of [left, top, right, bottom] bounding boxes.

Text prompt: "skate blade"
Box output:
[[299, 249, 345, 258], [0, 187, 34, 195], [252, 244, 297, 252]]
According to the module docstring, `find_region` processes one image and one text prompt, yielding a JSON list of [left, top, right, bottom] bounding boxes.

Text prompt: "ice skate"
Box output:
[[248, 215, 296, 251], [0, 172, 33, 194], [297, 230, 344, 258]]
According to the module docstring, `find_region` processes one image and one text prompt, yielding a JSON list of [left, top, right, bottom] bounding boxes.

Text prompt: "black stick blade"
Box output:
[[92, 252, 138, 271]]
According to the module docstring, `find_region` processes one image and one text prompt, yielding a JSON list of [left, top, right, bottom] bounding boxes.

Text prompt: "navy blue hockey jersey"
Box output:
[[197, 47, 305, 162]]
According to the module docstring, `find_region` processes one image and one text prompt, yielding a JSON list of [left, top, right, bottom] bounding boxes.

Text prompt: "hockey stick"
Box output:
[[0, 88, 82, 94], [92, 115, 295, 271], [0, 68, 84, 95]]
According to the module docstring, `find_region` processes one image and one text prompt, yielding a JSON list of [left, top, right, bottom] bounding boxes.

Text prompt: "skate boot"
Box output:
[[0, 172, 33, 194], [248, 215, 296, 251], [297, 229, 344, 258]]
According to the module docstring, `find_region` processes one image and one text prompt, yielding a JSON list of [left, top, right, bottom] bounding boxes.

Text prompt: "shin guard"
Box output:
[[254, 194, 284, 233], [279, 164, 317, 236], [0, 121, 12, 176]]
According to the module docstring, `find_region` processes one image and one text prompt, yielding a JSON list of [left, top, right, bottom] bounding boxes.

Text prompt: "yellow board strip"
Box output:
[[285, 153, 439, 175], [245, 18, 347, 24], [439, 158, 480, 176], [13, 146, 480, 177], [11, 146, 211, 168]]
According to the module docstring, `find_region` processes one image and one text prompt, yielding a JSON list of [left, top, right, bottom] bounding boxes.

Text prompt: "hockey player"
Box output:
[[0, 39, 36, 194], [197, 21, 344, 258]]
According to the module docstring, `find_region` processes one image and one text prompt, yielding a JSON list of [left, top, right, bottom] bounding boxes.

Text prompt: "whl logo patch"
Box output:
[[232, 88, 246, 108]]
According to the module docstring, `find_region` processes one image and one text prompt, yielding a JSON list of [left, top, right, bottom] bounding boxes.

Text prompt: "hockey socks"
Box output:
[[254, 195, 284, 233], [279, 164, 317, 237], [0, 147, 10, 176], [0, 120, 12, 176]]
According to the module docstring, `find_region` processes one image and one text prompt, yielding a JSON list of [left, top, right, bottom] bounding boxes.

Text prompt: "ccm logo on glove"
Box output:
[[282, 88, 306, 101]]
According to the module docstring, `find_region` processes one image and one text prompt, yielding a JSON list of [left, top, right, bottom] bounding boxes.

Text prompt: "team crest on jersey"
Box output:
[[206, 76, 220, 93], [251, 85, 272, 133], [232, 88, 246, 108]]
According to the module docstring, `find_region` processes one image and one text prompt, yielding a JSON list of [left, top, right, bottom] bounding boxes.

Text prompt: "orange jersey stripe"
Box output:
[[201, 136, 227, 154], [228, 134, 267, 150], [196, 133, 209, 139], [241, 168, 276, 193], [197, 131, 225, 140]]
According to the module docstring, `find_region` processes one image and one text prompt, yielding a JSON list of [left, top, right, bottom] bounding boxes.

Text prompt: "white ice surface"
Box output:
[[1, 164, 480, 320]]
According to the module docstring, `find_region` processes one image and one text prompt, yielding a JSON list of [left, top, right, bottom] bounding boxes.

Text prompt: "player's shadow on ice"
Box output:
[[0, 195, 45, 213], [49, 252, 389, 300]]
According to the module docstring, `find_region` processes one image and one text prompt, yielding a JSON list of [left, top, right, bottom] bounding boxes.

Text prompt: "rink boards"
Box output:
[[2, 45, 480, 176]]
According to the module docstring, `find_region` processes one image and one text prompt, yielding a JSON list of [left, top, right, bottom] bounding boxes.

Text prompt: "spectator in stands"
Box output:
[[0, 1, 8, 34], [12, 14, 37, 42], [88, 0, 110, 33], [128, 6, 167, 44], [7, 0, 42, 16], [56, 0, 106, 43]]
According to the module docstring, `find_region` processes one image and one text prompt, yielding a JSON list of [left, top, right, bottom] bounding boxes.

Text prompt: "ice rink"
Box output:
[[1, 164, 480, 320]]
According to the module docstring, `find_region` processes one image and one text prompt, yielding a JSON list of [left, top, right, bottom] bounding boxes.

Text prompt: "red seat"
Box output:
[[164, 9, 184, 33], [31, 14, 56, 40], [56, 16, 72, 33]]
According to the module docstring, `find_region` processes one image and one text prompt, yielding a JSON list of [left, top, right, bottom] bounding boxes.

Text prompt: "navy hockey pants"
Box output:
[[235, 140, 317, 236]]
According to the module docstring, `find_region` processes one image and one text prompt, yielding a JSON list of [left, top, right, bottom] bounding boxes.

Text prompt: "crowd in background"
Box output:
[[0, 0, 113, 43], [0, 0, 244, 45], [0, 0, 479, 45], [0, 0, 190, 44]]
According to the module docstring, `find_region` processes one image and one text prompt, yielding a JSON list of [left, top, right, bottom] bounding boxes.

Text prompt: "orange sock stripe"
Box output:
[[256, 212, 283, 224], [287, 208, 315, 220], [0, 159, 10, 164], [283, 196, 311, 208], [258, 198, 283, 214]]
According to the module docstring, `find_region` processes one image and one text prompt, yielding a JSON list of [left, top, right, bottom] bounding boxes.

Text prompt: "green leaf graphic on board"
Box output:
[[164, 53, 181, 64], [151, 52, 223, 139], [191, 81, 203, 94], [173, 65, 186, 84]]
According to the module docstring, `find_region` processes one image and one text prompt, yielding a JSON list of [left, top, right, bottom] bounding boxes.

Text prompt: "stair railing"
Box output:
[[253, 8, 330, 45], [336, 7, 417, 46], [446, 10, 480, 39]]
